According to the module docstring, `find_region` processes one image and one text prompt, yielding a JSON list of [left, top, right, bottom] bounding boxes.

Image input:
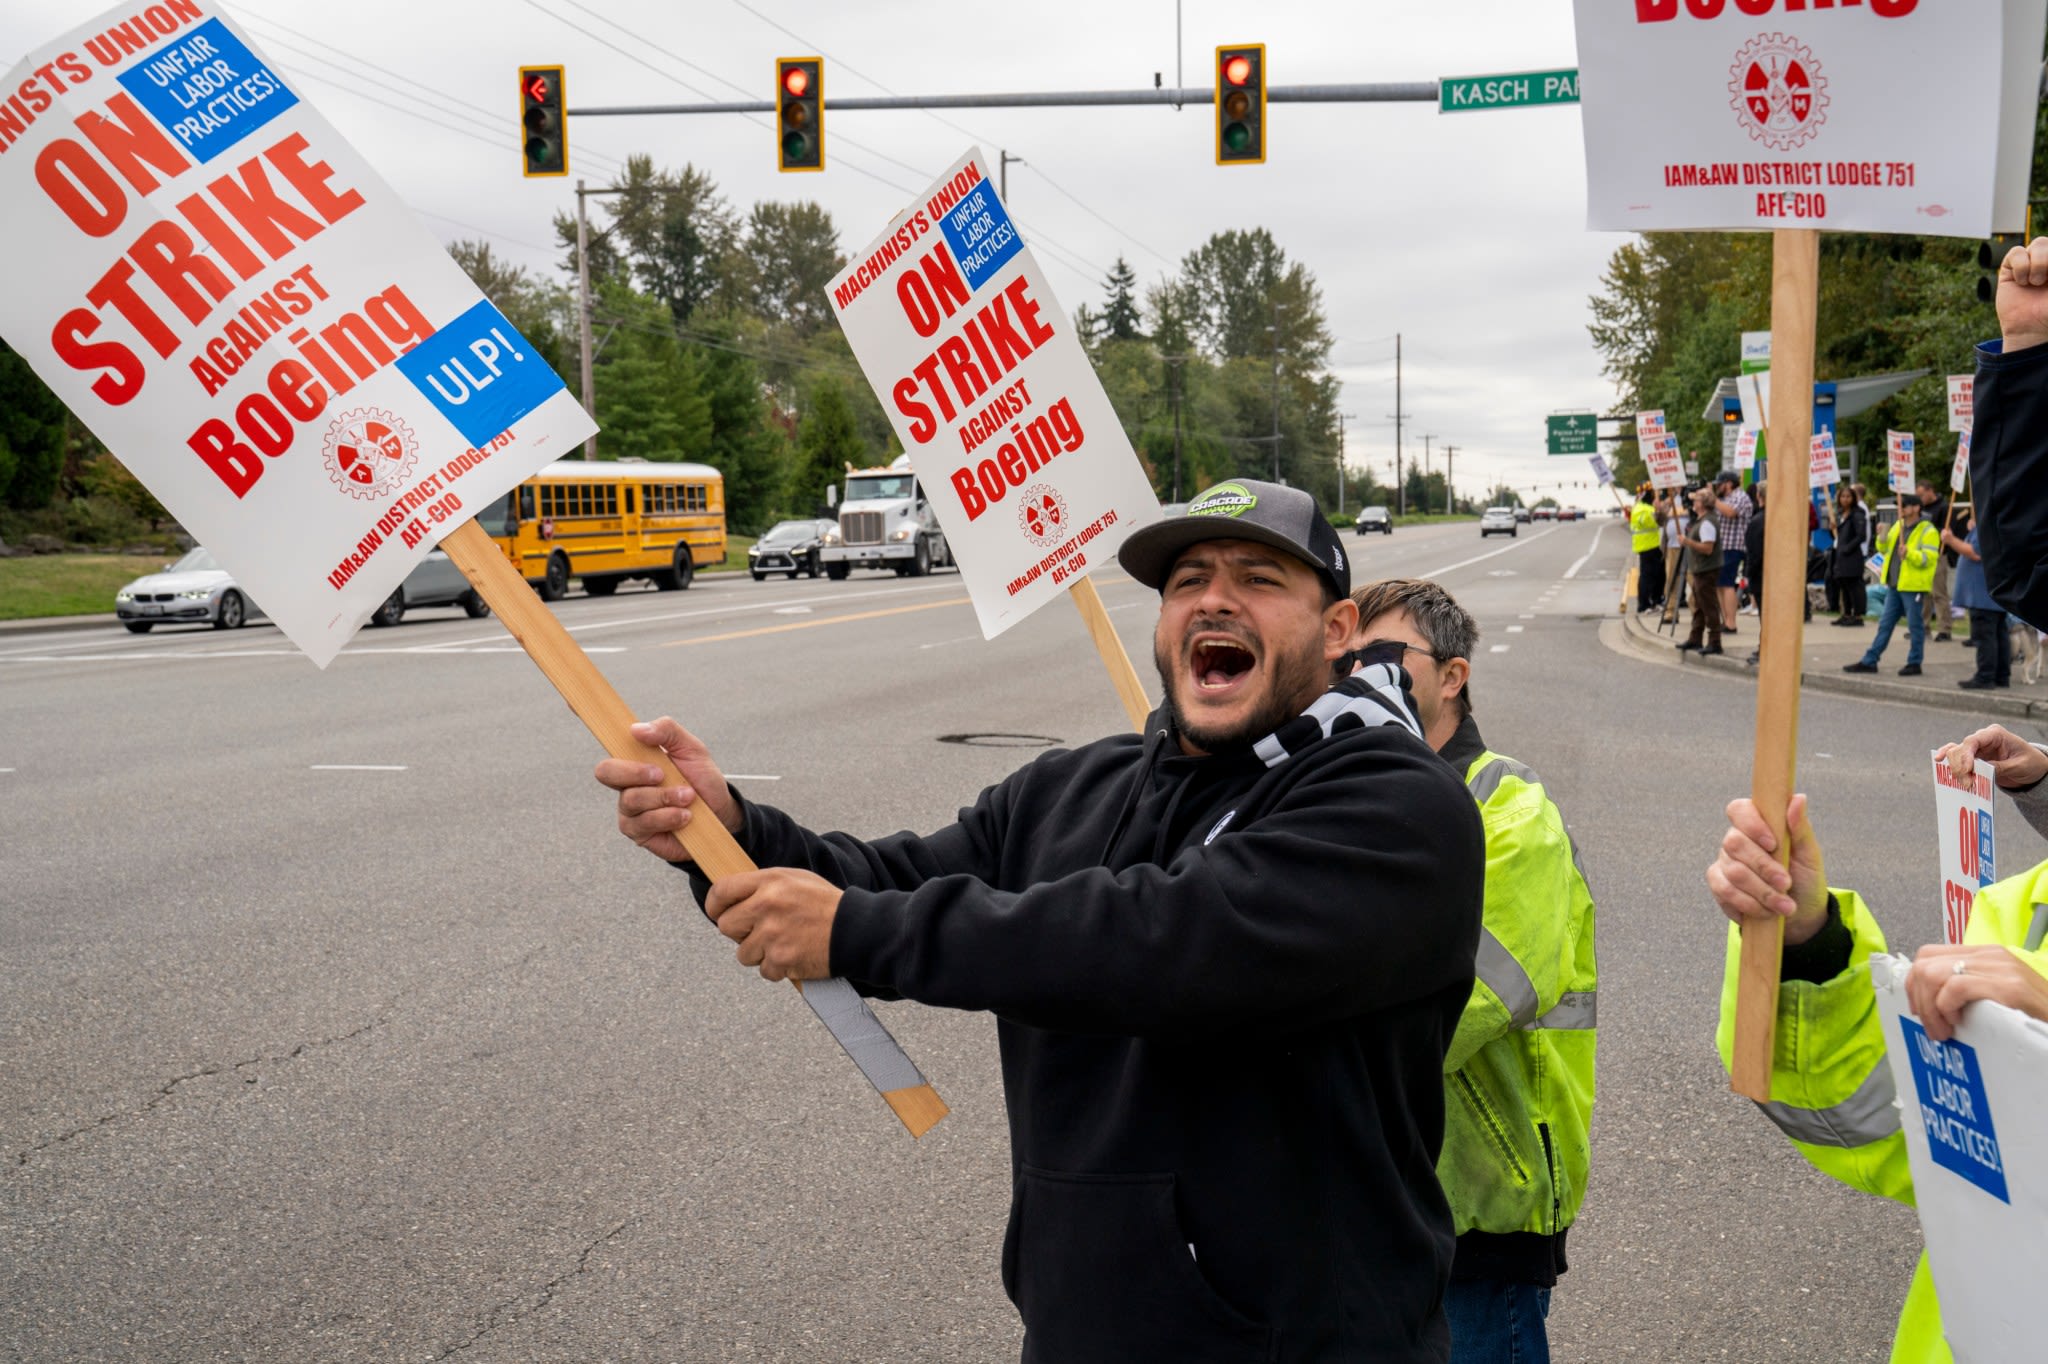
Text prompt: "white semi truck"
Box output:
[[818, 456, 953, 579]]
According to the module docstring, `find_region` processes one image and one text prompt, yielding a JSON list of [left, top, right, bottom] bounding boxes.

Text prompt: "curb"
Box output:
[[1616, 606, 2046, 720], [0, 613, 121, 636]]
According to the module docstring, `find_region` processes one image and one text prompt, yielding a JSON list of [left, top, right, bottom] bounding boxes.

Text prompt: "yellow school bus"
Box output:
[[471, 458, 726, 600]]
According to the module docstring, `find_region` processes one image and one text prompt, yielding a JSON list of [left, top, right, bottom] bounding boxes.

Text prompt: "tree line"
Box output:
[[1, 153, 1361, 544]]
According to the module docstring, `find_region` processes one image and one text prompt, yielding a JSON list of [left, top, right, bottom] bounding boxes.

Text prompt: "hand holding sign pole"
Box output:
[[0, 1, 943, 1139]]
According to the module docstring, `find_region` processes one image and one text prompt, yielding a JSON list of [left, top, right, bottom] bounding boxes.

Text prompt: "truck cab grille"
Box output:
[[841, 511, 884, 545]]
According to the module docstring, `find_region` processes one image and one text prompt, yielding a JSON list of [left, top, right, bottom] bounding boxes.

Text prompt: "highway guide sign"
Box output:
[[1573, 0, 2048, 235], [1547, 412, 1597, 455], [0, 0, 593, 667], [1439, 68, 1580, 114], [1931, 752, 1996, 944], [1874, 955, 2048, 1362], [830, 147, 1159, 638]]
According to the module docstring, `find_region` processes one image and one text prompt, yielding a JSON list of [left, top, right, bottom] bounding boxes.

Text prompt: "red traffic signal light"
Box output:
[[1215, 44, 1265, 166], [519, 64, 567, 178], [776, 57, 823, 172]]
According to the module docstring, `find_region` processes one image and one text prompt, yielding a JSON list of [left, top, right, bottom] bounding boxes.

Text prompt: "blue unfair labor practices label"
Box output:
[[937, 180, 1024, 293], [115, 18, 297, 164], [1900, 1017, 2009, 1203], [396, 300, 566, 448]]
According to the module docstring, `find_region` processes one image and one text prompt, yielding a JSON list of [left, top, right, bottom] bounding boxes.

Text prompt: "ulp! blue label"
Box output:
[[115, 18, 297, 164], [1900, 1017, 2008, 1203], [937, 182, 1024, 293], [396, 300, 565, 447]]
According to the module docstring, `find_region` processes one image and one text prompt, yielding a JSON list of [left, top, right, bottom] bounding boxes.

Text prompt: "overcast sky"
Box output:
[[5, 0, 1629, 506]]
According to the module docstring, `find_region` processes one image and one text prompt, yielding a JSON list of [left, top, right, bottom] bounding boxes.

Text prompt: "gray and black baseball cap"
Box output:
[[1118, 479, 1350, 599]]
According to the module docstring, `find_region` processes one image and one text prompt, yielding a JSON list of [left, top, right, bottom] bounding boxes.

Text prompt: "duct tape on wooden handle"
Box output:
[[797, 977, 949, 1137]]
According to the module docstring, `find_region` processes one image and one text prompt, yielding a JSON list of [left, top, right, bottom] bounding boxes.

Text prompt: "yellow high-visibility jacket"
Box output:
[[1716, 869, 2048, 1361]]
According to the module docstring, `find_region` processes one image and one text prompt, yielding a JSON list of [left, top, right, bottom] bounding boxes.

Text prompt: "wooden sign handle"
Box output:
[[1068, 575, 1151, 733], [1734, 228, 1820, 1101], [438, 519, 948, 1138]]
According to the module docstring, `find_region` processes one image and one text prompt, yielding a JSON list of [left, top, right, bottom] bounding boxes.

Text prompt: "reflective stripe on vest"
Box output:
[[2027, 903, 2048, 954], [1753, 1062, 1902, 1148], [1475, 928, 1539, 1027], [1465, 755, 1597, 1031]]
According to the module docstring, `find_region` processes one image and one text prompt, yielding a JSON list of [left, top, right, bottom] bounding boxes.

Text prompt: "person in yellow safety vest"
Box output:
[[1630, 486, 1664, 613], [1706, 722, 2048, 1364], [1351, 578, 1597, 1364], [1844, 496, 1944, 677]]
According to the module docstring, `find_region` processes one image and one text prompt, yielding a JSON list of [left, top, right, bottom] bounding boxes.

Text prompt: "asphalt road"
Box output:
[[5, 515, 2040, 1361]]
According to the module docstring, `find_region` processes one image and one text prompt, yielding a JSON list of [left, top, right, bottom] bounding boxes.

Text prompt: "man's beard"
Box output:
[[1154, 618, 1330, 755]]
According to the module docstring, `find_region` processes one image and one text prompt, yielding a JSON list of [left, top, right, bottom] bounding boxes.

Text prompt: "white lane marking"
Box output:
[[1487, 569, 1519, 577], [919, 634, 986, 650], [0, 767, 14, 773], [773, 607, 813, 615], [1563, 520, 1611, 579], [1416, 528, 1558, 578], [1490, 645, 1511, 653], [724, 774, 783, 781], [311, 764, 407, 771], [1507, 626, 1524, 633], [1518, 613, 1535, 619]]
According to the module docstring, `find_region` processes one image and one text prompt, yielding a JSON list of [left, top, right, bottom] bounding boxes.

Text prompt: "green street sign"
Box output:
[[1439, 69, 1580, 114], [1547, 413, 1597, 455]]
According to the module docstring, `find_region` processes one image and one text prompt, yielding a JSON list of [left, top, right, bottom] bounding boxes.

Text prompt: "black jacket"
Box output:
[[1829, 504, 1868, 579], [1972, 339, 2048, 624], [701, 696, 1483, 1362]]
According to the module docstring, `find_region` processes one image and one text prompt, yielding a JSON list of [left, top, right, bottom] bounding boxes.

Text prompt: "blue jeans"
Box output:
[[1861, 588, 1926, 667], [1444, 1279, 1552, 1364]]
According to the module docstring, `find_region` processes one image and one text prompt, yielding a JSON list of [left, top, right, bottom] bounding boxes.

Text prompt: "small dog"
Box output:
[[2014, 618, 2044, 685]]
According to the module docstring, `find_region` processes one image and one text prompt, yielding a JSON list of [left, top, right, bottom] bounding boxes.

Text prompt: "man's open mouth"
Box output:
[[1191, 637, 1258, 691]]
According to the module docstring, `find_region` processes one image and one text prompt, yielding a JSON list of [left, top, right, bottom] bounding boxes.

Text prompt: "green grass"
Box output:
[[701, 542, 752, 575], [1390, 512, 1480, 527], [0, 553, 167, 620]]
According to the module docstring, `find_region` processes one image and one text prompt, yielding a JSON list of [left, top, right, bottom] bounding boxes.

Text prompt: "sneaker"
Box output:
[[1843, 661, 1878, 674], [1959, 677, 1997, 690], [1745, 651, 1760, 665], [1934, 632, 1952, 642], [1741, 605, 1760, 615], [1700, 645, 1725, 656], [1677, 641, 1700, 652], [1899, 663, 1923, 677], [1723, 627, 1739, 636], [1830, 616, 1859, 627]]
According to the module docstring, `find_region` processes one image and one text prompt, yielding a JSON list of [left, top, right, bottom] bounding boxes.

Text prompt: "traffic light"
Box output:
[[1976, 205, 2032, 305], [519, 65, 567, 177], [776, 58, 823, 172], [1215, 44, 1266, 166]]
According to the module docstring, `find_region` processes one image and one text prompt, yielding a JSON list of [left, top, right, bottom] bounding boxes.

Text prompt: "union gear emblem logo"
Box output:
[[1729, 33, 1828, 151], [323, 408, 418, 501], [1018, 483, 1069, 546]]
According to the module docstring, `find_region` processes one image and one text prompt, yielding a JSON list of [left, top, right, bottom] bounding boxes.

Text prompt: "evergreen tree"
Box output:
[[1101, 256, 1143, 341], [793, 379, 868, 516], [0, 341, 66, 511]]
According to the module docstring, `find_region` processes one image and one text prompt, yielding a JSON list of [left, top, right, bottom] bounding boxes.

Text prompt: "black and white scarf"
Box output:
[[1250, 661, 1424, 769]]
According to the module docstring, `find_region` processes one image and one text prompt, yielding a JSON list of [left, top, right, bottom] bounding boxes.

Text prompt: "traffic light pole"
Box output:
[[565, 81, 1438, 118]]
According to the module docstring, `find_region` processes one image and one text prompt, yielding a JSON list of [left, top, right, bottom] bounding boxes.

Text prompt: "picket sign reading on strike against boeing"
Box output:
[[1733, 426, 1758, 474], [1873, 956, 2048, 1362], [1809, 428, 1839, 490], [1575, 0, 2048, 236], [1952, 429, 1974, 493], [0, 1, 594, 667], [1888, 430, 1916, 494], [1949, 374, 1975, 434], [1931, 752, 1997, 945], [829, 148, 1159, 638]]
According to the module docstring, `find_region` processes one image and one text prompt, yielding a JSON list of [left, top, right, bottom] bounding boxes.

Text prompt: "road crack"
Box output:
[[8, 943, 550, 1170], [432, 1221, 630, 1359]]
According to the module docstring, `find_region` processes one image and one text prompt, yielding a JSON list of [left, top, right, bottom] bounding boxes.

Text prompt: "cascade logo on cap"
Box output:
[[1189, 482, 1259, 518]]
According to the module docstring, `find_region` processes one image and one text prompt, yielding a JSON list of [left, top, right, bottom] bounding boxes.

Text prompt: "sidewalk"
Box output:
[[0, 612, 118, 636], [1618, 595, 2048, 720]]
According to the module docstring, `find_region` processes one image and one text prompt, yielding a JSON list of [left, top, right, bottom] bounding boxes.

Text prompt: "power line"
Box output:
[[1018, 163, 1174, 267]]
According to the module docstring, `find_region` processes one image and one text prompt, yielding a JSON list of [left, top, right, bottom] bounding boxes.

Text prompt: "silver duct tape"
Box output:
[[800, 976, 929, 1094]]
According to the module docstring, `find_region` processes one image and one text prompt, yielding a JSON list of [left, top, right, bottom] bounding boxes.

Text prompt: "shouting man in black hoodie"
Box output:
[[596, 480, 1485, 1363]]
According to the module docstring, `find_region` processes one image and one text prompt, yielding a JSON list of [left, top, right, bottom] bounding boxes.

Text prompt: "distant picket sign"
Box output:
[[1949, 373, 1975, 433], [829, 147, 1159, 639], [1889, 430, 1917, 494], [1810, 429, 1841, 490], [1575, 0, 2048, 235], [1952, 429, 1973, 493], [1733, 427, 1758, 474], [1930, 752, 1997, 945], [0, 0, 593, 666]]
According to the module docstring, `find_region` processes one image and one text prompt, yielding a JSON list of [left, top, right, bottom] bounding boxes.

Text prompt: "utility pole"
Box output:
[[1000, 149, 1024, 200], [575, 179, 626, 461], [1444, 445, 1456, 515], [1391, 333, 1404, 514], [1166, 355, 1186, 502], [1267, 302, 1287, 483], [1421, 434, 1436, 514], [1337, 411, 1357, 515]]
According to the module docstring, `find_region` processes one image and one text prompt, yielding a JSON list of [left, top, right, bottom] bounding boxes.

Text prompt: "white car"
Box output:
[[115, 546, 264, 633], [1480, 507, 1519, 538]]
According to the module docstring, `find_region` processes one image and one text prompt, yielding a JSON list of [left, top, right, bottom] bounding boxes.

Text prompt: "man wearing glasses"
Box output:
[[1349, 580, 1598, 1364]]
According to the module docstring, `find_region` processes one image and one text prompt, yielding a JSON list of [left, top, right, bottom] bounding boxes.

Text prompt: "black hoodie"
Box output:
[[696, 678, 1484, 1362]]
